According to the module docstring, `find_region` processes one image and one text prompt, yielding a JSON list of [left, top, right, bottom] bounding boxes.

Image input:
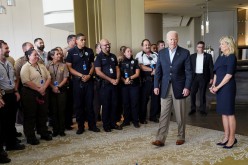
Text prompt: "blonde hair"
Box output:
[[219, 36, 236, 56]]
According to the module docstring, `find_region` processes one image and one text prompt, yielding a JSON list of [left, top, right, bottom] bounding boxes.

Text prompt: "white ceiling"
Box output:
[[145, 0, 248, 17]]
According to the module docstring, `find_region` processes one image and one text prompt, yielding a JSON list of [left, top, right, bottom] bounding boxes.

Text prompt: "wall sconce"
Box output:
[[7, 0, 15, 6], [0, 0, 15, 14], [187, 41, 191, 48], [0, 5, 6, 14]]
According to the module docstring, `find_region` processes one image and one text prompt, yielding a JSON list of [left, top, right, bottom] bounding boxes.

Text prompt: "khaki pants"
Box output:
[[156, 84, 186, 142]]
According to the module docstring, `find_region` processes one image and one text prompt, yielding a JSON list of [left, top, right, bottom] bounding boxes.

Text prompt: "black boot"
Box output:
[[0, 151, 11, 164]]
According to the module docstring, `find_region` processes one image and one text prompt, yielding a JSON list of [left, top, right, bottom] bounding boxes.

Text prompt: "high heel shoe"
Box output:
[[223, 138, 237, 149], [216, 140, 228, 146]]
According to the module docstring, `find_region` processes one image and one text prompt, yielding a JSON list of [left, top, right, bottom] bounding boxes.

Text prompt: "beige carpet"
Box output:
[[8, 122, 248, 165]]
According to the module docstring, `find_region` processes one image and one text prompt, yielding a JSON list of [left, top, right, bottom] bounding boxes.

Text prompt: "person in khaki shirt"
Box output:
[[20, 48, 52, 145], [46, 48, 69, 137]]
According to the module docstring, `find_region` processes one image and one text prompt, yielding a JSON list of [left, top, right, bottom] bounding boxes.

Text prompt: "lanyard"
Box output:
[[0, 63, 10, 80], [36, 64, 43, 78], [52, 63, 59, 80]]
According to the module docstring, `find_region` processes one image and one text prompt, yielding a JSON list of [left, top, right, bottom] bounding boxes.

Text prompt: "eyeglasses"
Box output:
[[102, 43, 111, 47], [197, 46, 203, 48]]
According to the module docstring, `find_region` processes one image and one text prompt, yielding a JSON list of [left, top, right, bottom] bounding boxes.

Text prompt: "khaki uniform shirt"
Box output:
[[15, 56, 45, 78], [46, 61, 69, 85], [14, 56, 27, 78], [20, 62, 51, 88]]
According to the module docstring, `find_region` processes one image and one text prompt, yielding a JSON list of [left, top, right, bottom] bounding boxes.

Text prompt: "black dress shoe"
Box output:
[[216, 140, 228, 146], [59, 132, 66, 136], [0, 150, 8, 157], [16, 138, 21, 143], [104, 127, 111, 132], [76, 128, 85, 135], [16, 132, 22, 137], [6, 143, 25, 151], [200, 111, 208, 116], [52, 132, 59, 137], [111, 125, 123, 130], [88, 127, 100, 132], [150, 118, 159, 123], [223, 138, 237, 149], [40, 134, 53, 141], [0, 156, 11, 164], [188, 110, 196, 116], [120, 122, 130, 127], [47, 130, 53, 134], [27, 138, 40, 145], [140, 120, 148, 124], [133, 123, 140, 128]]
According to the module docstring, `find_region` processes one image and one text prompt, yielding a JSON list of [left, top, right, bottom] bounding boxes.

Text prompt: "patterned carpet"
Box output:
[[8, 122, 248, 165]]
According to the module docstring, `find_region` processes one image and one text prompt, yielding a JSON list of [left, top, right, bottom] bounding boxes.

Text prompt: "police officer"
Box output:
[[47, 48, 69, 137], [0, 41, 26, 150], [135, 39, 160, 124], [66, 33, 100, 134], [119, 47, 140, 128], [94, 39, 122, 132]]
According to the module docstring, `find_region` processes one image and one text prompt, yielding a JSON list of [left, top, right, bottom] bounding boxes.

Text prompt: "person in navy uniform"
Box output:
[[94, 39, 122, 132], [66, 33, 100, 134], [135, 39, 160, 124], [119, 47, 140, 128]]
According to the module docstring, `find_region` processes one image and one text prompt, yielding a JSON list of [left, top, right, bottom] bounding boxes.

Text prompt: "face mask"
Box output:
[[37, 45, 45, 51]]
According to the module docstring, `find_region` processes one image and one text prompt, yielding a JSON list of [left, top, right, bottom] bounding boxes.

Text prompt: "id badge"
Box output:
[[109, 68, 113, 74], [83, 64, 87, 70], [54, 81, 59, 87], [124, 72, 128, 78], [40, 79, 44, 85]]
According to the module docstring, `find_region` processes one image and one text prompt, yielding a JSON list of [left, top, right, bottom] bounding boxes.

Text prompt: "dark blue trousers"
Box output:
[[100, 83, 118, 129], [140, 80, 160, 122], [121, 85, 140, 124], [73, 80, 96, 129]]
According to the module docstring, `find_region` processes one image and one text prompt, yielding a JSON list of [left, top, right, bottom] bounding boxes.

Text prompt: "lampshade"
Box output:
[[206, 20, 209, 33], [201, 21, 204, 36], [0, 5, 6, 14], [7, 0, 15, 6], [205, 0, 209, 33]]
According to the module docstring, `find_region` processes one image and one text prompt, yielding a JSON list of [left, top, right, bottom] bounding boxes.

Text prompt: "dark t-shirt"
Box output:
[[119, 57, 140, 85], [94, 52, 118, 79], [66, 46, 94, 77]]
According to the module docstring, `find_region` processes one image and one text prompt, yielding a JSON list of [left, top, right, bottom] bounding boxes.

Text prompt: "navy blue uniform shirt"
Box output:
[[66, 46, 94, 77], [94, 52, 118, 79], [119, 57, 140, 85]]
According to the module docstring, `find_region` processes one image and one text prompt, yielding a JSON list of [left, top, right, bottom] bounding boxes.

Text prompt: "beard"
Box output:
[[37, 45, 45, 51], [4, 53, 9, 57]]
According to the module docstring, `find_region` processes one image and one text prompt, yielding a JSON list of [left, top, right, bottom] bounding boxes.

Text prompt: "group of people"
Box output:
[[0, 30, 238, 164], [151, 31, 238, 151]]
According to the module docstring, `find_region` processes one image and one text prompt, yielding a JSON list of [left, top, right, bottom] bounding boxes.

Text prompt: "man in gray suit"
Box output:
[[152, 31, 192, 146]]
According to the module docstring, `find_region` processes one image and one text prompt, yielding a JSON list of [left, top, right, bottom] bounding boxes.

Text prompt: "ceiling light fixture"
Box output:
[[205, 0, 209, 33]]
